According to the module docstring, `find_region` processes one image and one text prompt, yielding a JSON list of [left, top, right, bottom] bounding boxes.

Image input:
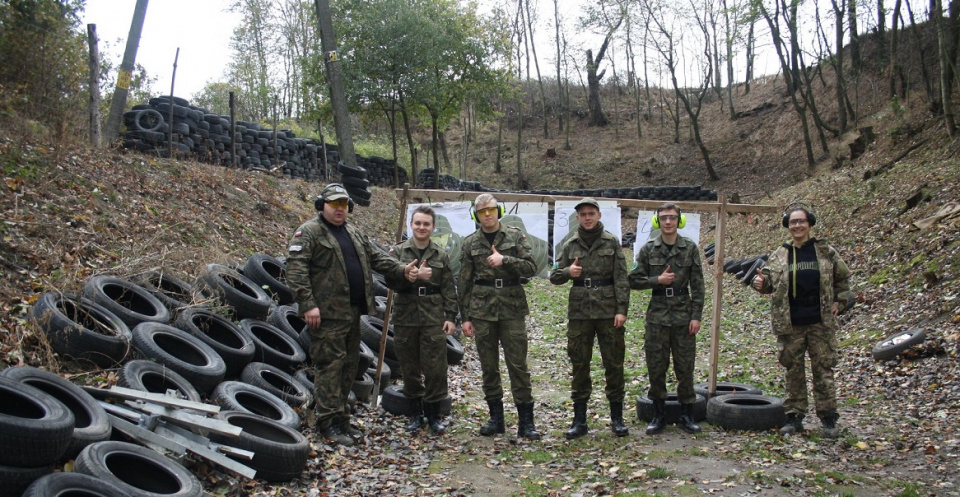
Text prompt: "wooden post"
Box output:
[[272, 95, 279, 168], [87, 24, 102, 148], [167, 48, 180, 159], [313, 0, 358, 168], [103, 0, 149, 144], [707, 195, 727, 398], [229, 92, 237, 168], [370, 183, 410, 408]]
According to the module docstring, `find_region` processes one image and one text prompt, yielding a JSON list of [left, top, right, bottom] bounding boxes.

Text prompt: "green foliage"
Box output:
[[0, 0, 87, 137]]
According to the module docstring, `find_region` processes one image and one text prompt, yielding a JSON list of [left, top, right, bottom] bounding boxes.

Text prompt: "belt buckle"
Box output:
[[495, 278, 503, 289], [665, 287, 674, 297], [418, 286, 427, 296], [583, 278, 592, 288]]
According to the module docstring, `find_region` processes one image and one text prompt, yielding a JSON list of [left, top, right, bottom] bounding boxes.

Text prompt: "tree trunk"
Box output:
[[722, 0, 736, 119], [554, 0, 564, 133], [848, 0, 861, 71], [400, 92, 417, 180], [831, 0, 848, 133], [936, 0, 958, 136], [744, 20, 755, 94], [524, 0, 549, 139], [87, 24, 102, 148], [906, 0, 936, 104], [586, 18, 622, 127]]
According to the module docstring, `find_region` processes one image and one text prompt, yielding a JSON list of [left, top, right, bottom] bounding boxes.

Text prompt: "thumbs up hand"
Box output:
[[752, 268, 764, 290], [486, 244, 504, 267], [405, 259, 419, 282], [658, 264, 675, 285], [416, 258, 433, 281], [569, 257, 583, 278]]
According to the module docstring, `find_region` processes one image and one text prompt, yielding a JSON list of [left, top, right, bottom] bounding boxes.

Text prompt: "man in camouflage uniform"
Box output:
[[286, 183, 416, 447], [752, 203, 851, 437], [459, 193, 542, 440], [386, 206, 459, 435], [549, 198, 630, 438], [629, 203, 705, 435]]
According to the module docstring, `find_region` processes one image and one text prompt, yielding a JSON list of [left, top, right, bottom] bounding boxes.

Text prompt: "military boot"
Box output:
[[406, 399, 426, 433], [516, 402, 542, 440], [479, 399, 505, 436], [677, 403, 701, 434], [564, 401, 589, 439], [424, 401, 447, 435], [340, 419, 363, 442], [780, 413, 805, 436], [321, 424, 354, 447], [819, 410, 840, 438], [645, 398, 666, 435], [610, 402, 629, 437]]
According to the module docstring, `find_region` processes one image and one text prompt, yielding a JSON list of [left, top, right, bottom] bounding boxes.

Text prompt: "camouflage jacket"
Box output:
[[285, 216, 406, 320], [458, 225, 537, 322], [384, 238, 459, 326], [549, 230, 630, 319], [628, 235, 705, 326], [754, 238, 852, 335]]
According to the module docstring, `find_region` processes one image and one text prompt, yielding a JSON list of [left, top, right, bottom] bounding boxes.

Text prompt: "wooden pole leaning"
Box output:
[[707, 196, 727, 398], [370, 183, 410, 408]]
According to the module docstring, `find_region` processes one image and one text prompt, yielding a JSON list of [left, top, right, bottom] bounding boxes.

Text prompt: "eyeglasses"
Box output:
[[658, 215, 679, 221], [476, 207, 499, 217], [327, 199, 349, 210], [788, 218, 809, 226]]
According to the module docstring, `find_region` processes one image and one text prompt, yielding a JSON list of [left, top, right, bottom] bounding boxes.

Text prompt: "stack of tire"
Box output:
[[337, 161, 372, 207], [722, 254, 768, 286], [355, 156, 409, 188], [121, 96, 326, 180]]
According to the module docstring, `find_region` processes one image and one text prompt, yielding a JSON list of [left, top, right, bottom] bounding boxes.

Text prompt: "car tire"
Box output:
[[240, 362, 312, 409], [21, 471, 126, 497], [0, 366, 110, 460], [872, 328, 926, 360], [118, 359, 202, 403], [211, 411, 309, 483], [694, 381, 763, 399], [198, 264, 273, 320], [212, 381, 300, 430], [706, 394, 786, 431], [82, 275, 171, 327], [131, 322, 227, 394], [380, 385, 450, 416], [175, 308, 255, 378], [243, 254, 294, 305], [29, 292, 132, 367], [239, 319, 307, 371], [636, 393, 707, 423], [74, 441, 203, 497], [0, 377, 74, 467]]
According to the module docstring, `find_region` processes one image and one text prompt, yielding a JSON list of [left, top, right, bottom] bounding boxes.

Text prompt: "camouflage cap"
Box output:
[[321, 183, 350, 202], [575, 197, 600, 211]]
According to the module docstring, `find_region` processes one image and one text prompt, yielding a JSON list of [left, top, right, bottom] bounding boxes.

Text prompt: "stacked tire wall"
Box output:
[[121, 96, 408, 185]]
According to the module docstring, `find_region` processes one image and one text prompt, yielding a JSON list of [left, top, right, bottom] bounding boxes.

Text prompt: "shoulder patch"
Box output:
[[389, 248, 395, 254], [289, 245, 303, 252]]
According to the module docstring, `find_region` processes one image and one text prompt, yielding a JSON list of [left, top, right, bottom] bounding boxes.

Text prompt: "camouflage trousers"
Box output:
[[473, 318, 533, 404], [395, 324, 449, 404], [645, 323, 697, 404], [567, 319, 625, 403], [777, 322, 838, 417], [307, 305, 361, 431]]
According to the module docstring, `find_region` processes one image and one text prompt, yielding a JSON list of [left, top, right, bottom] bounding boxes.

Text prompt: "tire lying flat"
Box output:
[[872, 328, 926, 361], [29, 292, 132, 367], [706, 394, 786, 431]]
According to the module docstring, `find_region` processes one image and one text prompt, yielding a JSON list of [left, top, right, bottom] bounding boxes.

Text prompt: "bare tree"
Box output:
[[644, 0, 719, 180], [523, 0, 550, 138], [581, 2, 624, 127]]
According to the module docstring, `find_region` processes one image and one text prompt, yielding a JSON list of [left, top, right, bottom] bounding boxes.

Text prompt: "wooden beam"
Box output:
[[397, 188, 779, 214], [707, 196, 728, 398]]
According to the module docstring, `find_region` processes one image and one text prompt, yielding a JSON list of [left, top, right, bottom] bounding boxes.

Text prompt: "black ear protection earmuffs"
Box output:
[[652, 206, 686, 229], [470, 203, 505, 223], [781, 201, 817, 227], [315, 183, 354, 213]]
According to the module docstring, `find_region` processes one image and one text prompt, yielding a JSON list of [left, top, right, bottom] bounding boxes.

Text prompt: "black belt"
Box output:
[[475, 278, 521, 288], [398, 286, 441, 296], [652, 287, 689, 297], [572, 278, 615, 288]]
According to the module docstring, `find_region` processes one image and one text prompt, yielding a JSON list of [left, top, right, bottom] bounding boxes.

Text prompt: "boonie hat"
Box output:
[[575, 197, 600, 211]]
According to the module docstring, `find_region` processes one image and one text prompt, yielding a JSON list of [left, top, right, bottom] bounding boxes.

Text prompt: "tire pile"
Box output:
[[23, 252, 464, 489], [415, 168, 719, 202], [633, 382, 788, 432], [120, 96, 409, 186]]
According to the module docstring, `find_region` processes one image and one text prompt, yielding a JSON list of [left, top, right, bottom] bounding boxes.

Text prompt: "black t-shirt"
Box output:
[[323, 217, 366, 309], [786, 239, 821, 325]]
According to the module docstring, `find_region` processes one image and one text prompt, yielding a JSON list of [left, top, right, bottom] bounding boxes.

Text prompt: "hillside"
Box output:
[[2, 45, 960, 495]]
